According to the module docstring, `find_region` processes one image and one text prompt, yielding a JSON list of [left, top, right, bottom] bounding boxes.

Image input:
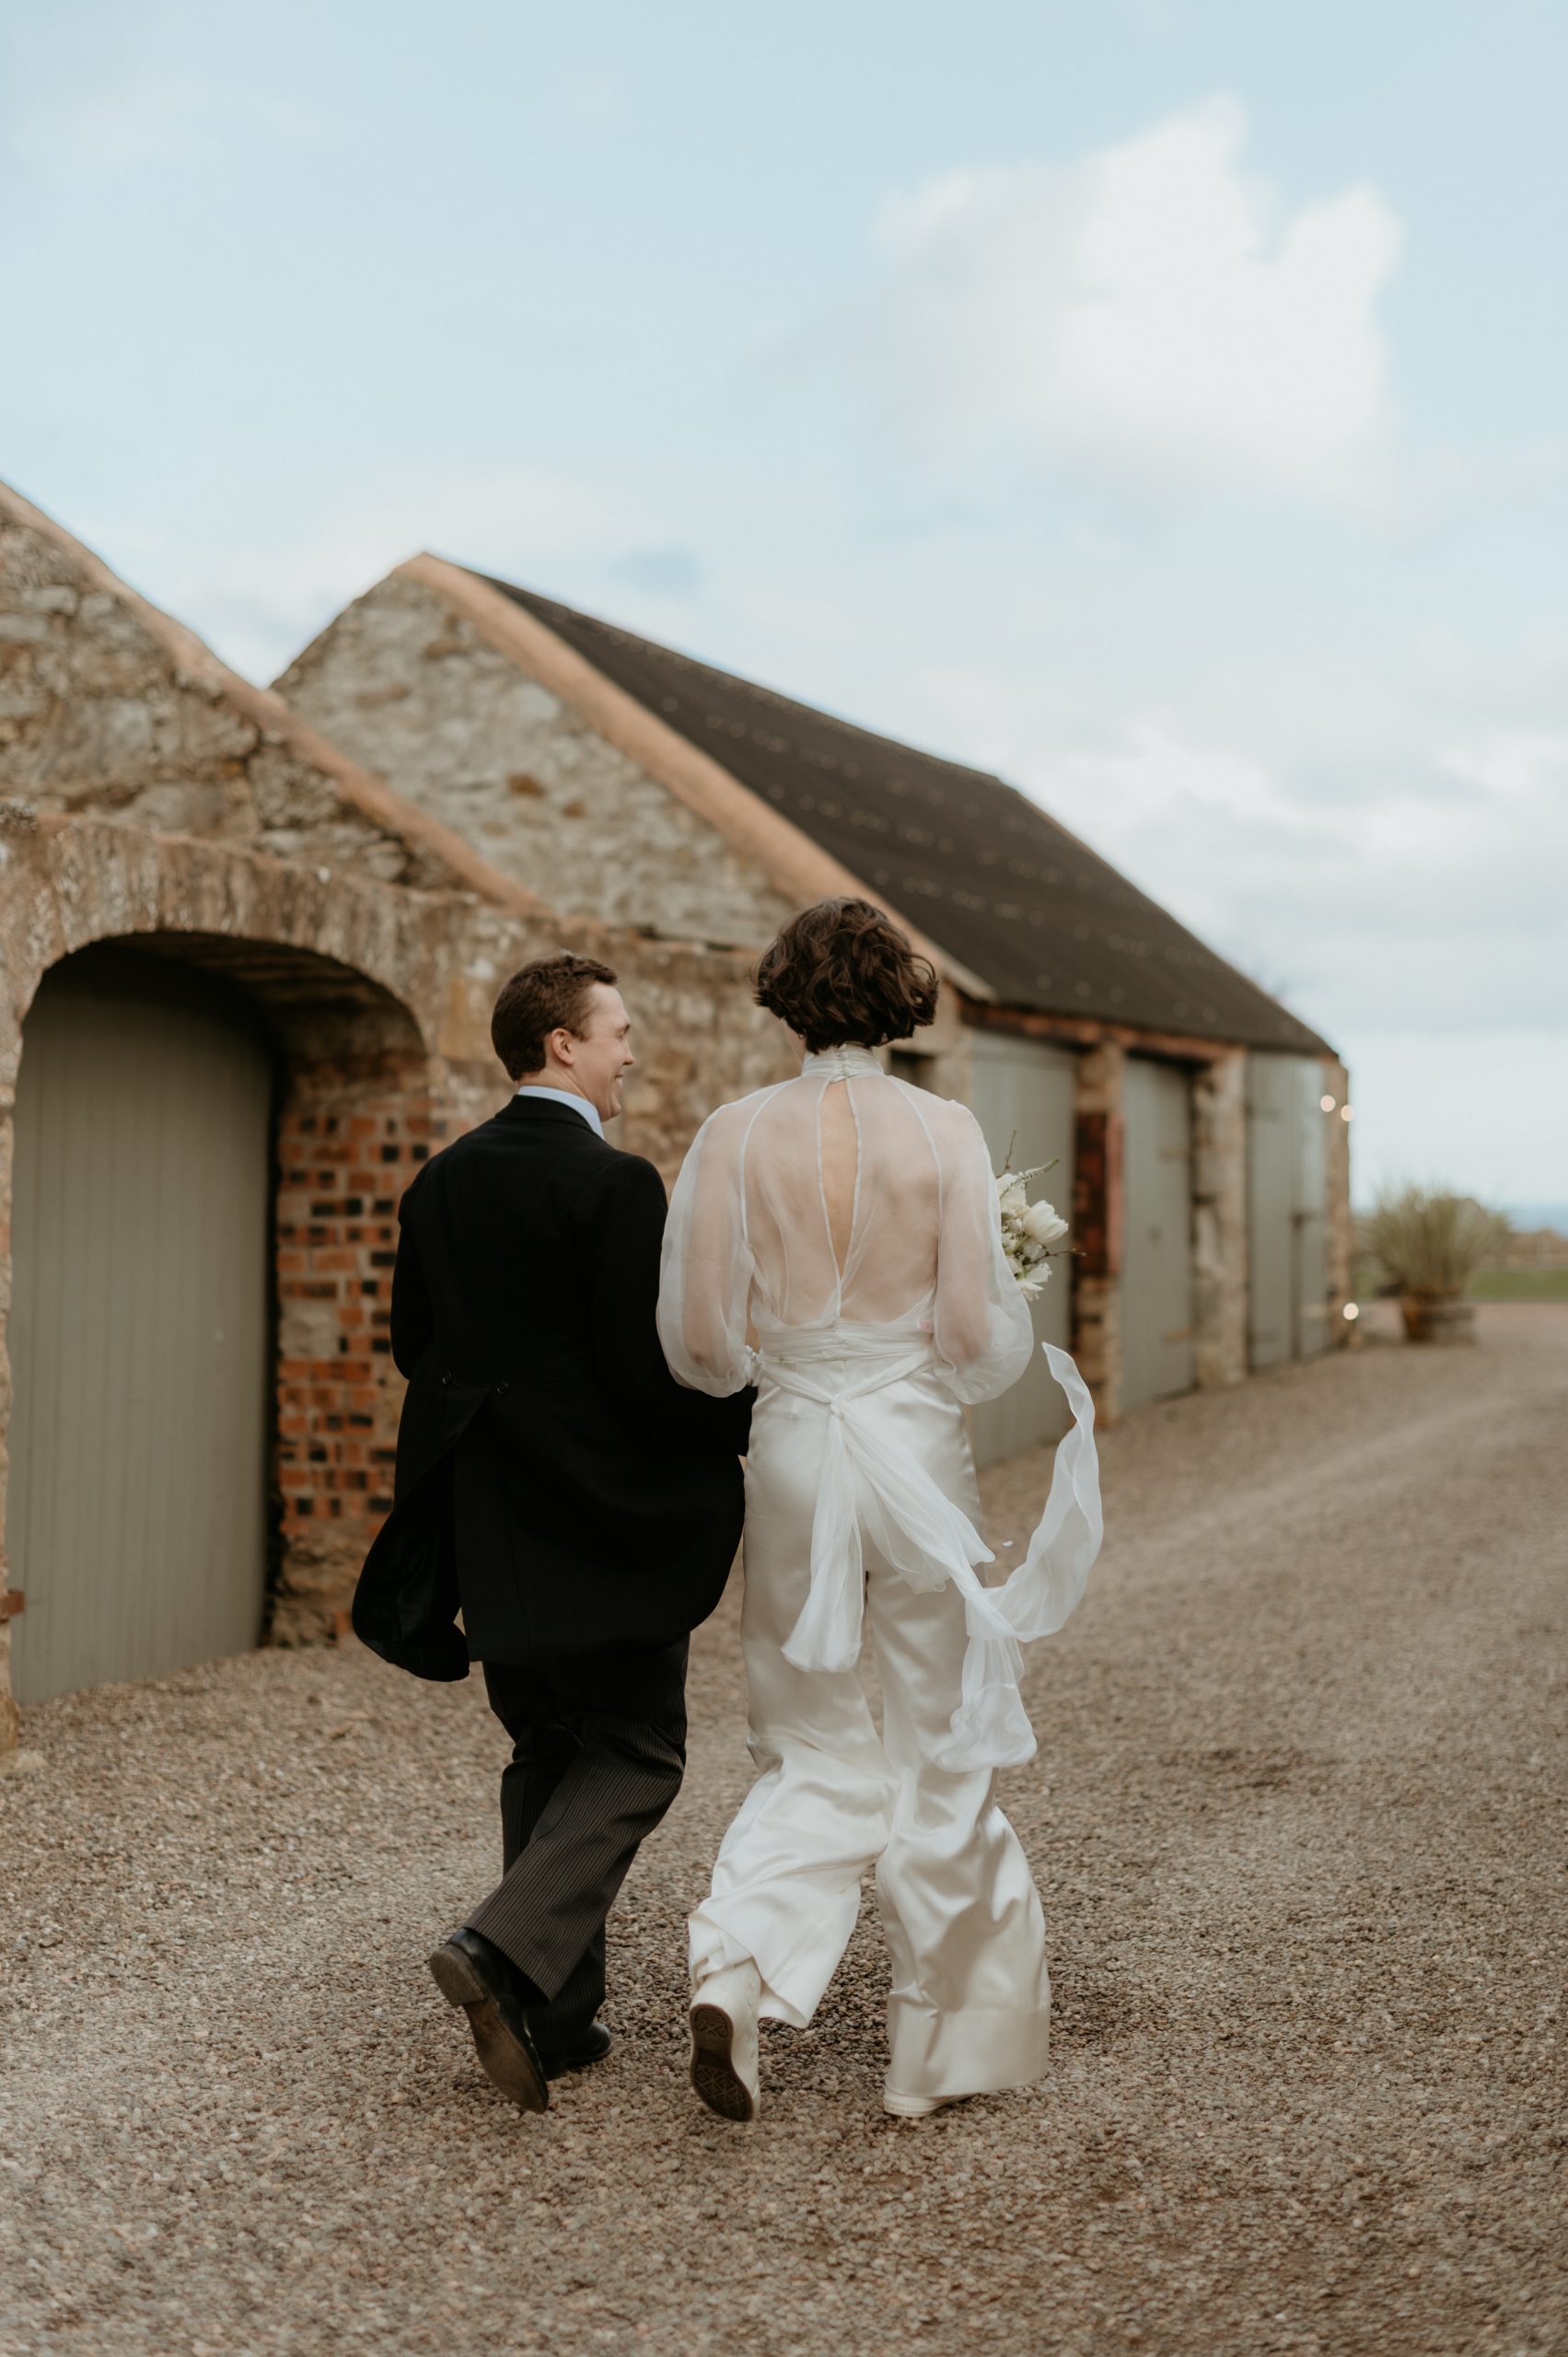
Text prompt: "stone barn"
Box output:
[[0, 485, 787, 1753], [277, 558, 1353, 1463], [0, 482, 1353, 1759]]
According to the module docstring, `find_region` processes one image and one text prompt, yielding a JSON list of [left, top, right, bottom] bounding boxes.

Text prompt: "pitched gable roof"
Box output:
[[474, 573, 1331, 1057]]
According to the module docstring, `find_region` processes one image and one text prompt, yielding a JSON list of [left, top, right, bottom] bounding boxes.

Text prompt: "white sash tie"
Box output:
[[756, 1326, 1102, 1772]]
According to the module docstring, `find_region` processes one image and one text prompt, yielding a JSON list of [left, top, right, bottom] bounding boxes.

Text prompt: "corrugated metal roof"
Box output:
[[477, 573, 1332, 1056]]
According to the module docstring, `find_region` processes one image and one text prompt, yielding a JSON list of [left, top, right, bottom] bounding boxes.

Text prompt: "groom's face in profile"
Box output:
[[556, 982, 635, 1123]]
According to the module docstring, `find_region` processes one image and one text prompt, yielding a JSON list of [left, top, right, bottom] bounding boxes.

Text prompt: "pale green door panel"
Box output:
[[963, 1029, 1076, 1469], [1122, 1057, 1195, 1411], [1292, 1059, 1330, 1359], [1248, 1053, 1330, 1369], [6, 947, 273, 1705]]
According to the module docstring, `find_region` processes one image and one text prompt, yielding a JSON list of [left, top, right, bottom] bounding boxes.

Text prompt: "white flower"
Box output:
[[993, 1155, 1068, 1299], [1022, 1199, 1068, 1248]]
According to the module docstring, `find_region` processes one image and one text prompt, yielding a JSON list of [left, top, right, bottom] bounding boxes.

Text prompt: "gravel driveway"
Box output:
[[2, 1305, 1564, 2357]]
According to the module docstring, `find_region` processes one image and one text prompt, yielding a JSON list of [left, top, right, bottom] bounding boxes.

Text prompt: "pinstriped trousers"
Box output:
[[465, 1642, 689, 2047]]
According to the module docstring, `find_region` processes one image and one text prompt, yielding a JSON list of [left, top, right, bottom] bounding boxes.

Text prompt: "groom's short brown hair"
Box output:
[[491, 953, 619, 1079]]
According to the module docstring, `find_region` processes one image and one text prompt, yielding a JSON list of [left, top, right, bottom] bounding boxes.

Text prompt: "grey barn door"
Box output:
[[1121, 1057, 1194, 1411], [6, 947, 273, 1705], [1248, 1054, 1330, 1367], [1292, 1059, 1330, 1359], [965, 1029, 1076, 1467]]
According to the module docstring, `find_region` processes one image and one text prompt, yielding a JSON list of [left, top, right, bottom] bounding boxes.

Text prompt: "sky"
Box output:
[[3, 0, 1565, 1213]]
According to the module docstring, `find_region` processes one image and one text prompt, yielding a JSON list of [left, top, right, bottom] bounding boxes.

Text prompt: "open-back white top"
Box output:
[[656, 1044, 1101, 1769]]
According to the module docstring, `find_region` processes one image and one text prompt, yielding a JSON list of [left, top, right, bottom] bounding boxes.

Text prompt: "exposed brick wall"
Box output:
[[269, 1062, 442, 1643]]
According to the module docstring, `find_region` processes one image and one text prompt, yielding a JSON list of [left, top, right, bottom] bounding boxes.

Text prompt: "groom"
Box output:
[[353, 953, 751, 2114]]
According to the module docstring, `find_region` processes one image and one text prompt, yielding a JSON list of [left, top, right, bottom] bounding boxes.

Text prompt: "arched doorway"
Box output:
[[5, 925, 434, 1702], [7, 946, 274, 1702]]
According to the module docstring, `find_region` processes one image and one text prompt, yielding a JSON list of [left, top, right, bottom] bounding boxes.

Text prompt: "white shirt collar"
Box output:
[[513, 1084, 604, 1139]]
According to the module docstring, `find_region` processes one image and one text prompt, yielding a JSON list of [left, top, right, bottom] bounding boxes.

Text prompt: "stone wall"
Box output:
[[0, 488, 562, 923], [0, 511, 436, 889], [277, 575, 798, 951]]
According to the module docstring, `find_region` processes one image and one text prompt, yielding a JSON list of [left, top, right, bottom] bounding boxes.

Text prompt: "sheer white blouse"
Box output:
[[656, 1044, 1101, 1772], [657, 1044, 1034, 1404]]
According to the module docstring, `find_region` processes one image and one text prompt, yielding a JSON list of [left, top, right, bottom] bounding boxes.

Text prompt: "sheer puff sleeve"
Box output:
[[658, 1099, 757, 1397], [929, 1101, 1035, 1406]]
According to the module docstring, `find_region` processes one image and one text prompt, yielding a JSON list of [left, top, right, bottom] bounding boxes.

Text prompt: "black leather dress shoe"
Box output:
[[536, 2021, 612, 2080], [428, 1929, 549, 2114]]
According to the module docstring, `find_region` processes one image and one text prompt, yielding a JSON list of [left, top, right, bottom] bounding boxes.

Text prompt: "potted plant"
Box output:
[[1360, 1187, 1507, 1341]]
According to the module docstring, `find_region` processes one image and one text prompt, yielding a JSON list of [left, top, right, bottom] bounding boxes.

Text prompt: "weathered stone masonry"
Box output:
[[277, 572, 797, 952]]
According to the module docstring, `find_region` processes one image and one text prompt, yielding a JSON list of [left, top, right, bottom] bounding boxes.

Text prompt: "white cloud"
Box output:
[[1051, 717, 1310, 836], [854, 97, 1403, 505], [899, 640, 1568, 1060]]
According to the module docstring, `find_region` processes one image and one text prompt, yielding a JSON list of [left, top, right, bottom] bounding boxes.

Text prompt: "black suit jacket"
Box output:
[[352, 1096, 750, 1679]]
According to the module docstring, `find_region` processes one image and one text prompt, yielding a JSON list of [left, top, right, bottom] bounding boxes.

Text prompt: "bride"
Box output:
[[656, 898, 1101, 2121]]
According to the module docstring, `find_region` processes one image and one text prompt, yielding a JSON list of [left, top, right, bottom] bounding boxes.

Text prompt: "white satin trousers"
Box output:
[[689, 1335, 1060, 2103]]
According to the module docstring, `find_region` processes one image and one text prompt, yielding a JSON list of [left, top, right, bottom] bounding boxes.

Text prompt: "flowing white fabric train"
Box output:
[[752, 1320, 1103, 1772]]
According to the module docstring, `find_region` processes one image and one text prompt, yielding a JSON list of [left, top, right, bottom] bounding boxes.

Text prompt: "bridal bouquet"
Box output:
[[996, 1156, 1070, 1301]]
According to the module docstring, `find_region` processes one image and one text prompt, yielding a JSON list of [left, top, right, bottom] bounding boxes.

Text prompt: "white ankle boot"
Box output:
[[689, 1959, 762, 2123], [883, 2089, 959, 2118]]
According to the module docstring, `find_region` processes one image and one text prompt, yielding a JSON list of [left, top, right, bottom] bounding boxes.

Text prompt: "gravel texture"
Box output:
[[2, 1303, 1564, 2357]]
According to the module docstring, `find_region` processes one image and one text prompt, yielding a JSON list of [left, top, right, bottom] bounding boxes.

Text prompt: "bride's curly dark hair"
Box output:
[[754, 898, 939, 1051]]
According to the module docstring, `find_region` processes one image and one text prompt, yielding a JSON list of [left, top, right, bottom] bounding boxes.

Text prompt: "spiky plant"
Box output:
[[1360, 1187, 1507, 1301]]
